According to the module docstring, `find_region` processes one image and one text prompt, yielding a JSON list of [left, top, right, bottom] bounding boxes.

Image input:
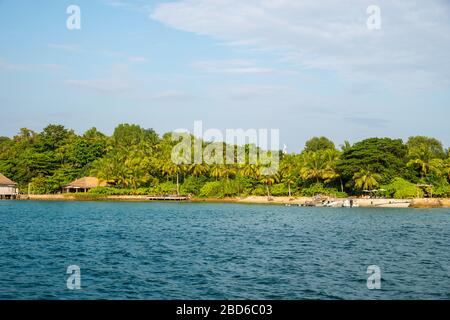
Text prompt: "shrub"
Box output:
[[89, 187, 132, 195], [181, 176, 206, 195], [270, 183, 289, 196], [382, 177, 422, 199], [252, 185, 267, 196], [433, 183, 450, 198], [151, 182, 178, 195], [300, 183, 347, 198], [199, 181, 224, 198], [198, 180, 241, 198]]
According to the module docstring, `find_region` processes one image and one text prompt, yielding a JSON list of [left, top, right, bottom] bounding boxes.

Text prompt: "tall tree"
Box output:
[[304, 136, 335, 153], [336, 138, 408, 187]]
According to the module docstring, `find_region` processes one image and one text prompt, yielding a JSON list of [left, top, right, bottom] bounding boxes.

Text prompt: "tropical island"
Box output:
[[1, 124, 450, 207]]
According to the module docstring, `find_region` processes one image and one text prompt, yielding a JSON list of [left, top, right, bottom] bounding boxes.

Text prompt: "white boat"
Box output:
[[342, 199, 359, 208], [324, 201, 342, 207]]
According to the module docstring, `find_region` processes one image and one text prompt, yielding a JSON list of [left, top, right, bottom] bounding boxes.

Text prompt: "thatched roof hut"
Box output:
[[63, 177, 108, 193], [0, 173, 18, 198], [0, 173, 16, 186]]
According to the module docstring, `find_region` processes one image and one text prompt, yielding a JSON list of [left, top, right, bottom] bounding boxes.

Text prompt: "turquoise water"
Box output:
[[0, 201, 449, 300]]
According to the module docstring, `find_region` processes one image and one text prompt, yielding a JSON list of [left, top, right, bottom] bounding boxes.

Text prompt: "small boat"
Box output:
[[342, 199, 359, 208], [324, 201, 342, 208]]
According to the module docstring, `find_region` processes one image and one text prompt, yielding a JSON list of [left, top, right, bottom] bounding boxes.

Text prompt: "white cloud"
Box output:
[[0, 58, 27, 71], [151, 0, 450, 89], [0, 58, 64, 72], [66, 65, 135, 93]]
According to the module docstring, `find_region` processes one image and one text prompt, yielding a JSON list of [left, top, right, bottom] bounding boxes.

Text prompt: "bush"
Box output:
[[199, 181, 224, 198], [300, 183, 347, 198], [151, 182, 178, 195], [89, 187, 134, 195], [382, 177, 422, 199], [252, 185, 267, 196], [197, 180, 241, 198], [181, 176, 206, 195], [270, 183, 289, 196], [88, 187, 156, 195], [433, 183, 450, 198]]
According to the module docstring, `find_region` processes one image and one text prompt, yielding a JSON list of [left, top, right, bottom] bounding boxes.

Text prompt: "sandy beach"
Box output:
[[16, 194, 450, 208]]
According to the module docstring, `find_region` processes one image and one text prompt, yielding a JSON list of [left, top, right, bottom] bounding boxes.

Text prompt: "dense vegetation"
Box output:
[[1, 124, 449, 198]]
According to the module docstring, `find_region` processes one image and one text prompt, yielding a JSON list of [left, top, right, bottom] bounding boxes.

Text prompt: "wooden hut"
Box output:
[[62, 177, 108, 193], [0, 173, 18, 199]]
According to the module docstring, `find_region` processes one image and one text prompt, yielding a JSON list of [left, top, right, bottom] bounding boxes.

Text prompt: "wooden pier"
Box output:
[[0, 194, 18, 200]]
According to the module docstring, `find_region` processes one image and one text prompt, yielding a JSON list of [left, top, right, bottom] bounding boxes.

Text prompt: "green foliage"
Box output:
[[336, 138, 408, 185], [381, 178, 422, 199], [199, 181, 224, 198], [304, 136, 335, 152], [270, 183, 289, 196], [181, 176, 206, 195], [198, 180, 241, 198], [300, 183, 347, 198], [248, 185, 265, 196], [0, 125, 449, 198], [407, 136, 446, 160], [152, 182, 178, 195], [353, 169, 382, 191], [433, 183, 450, 198]]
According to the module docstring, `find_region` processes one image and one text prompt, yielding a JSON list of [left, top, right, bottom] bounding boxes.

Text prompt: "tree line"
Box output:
[[0, 124, 449, 198]]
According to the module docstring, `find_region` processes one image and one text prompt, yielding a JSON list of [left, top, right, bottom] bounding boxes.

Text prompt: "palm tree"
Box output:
[[260, 175, 276, 197], [241, 163, 258, 179], [124, 156, 150, 190], [353, 169, 382, 191], [300, 151, 326, 183], [407, 144, 440, 179], [340, 140, 352, 152], [428, 158, 445, 177], [189, 163, 209, 177], [282, 174, 296, 197], [443, 159, 450, 181], [278, 161, 296, 197], [91, 153, 125, 186], [210, 165, 224, 181], [321, 149, 343, 191], [161, 161, 181, 195]]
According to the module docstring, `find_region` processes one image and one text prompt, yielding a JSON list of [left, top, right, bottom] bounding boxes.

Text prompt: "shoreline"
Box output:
[[10, 194, 450, 208]]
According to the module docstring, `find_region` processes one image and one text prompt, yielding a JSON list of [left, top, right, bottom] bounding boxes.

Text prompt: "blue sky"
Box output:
[[0, 0, 449, 151]]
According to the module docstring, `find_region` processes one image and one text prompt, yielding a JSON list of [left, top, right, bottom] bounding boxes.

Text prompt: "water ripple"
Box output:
[[0, 201, 449, 299]]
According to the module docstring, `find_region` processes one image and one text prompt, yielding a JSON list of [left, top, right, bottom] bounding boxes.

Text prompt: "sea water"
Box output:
[[0, 201, 449, 299]]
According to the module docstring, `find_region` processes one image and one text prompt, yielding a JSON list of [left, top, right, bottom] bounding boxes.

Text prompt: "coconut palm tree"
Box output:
[[353, 169, 382, 191], [300, 151, 327, 183], [241, 163, 258, 179], [282, 173, 296, 197], [443, 158, 450, 181], [407, 144, 441, 179], [161, 161, 181, 195], [260, 175, 276, 197], [189, 163, 209, 177], [278, 161, 297, 197], [210, 165, 224, 181], [124, 156, 150, 190]]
